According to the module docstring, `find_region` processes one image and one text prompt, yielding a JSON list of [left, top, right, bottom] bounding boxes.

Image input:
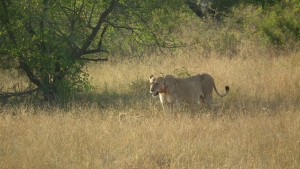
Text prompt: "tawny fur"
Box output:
[[149, 74, 229, 111]]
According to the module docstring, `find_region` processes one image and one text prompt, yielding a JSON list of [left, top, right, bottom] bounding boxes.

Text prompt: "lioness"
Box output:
[[149, 73, 229, 111]]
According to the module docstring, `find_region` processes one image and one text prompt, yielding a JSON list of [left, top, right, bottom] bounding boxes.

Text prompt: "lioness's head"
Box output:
[[149, 75, 165, 97]]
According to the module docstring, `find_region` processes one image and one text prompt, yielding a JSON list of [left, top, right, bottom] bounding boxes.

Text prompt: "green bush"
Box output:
[[259, 1, 300, 48], [190, 0, 300, 53]]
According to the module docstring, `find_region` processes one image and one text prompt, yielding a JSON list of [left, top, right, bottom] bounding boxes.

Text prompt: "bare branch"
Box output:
[[105, 20, 135, 32], [52, 24, 80, 52], [80, 57, 108, 62], [96, 24, 108, 50], [118, 3, 165, 54], [0, 88, 39, 98], [81, 48, 109, 55], [78, 0, 117, 57]]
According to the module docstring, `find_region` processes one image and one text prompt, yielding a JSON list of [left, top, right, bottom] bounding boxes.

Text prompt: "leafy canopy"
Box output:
[[0, 0, 190, 101]]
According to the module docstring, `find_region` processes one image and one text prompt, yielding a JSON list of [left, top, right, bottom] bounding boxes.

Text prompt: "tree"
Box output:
[[0, 0, 188, 101]]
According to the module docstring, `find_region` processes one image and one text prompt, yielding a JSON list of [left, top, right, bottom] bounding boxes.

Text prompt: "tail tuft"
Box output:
[[225, 86, 230, 92]]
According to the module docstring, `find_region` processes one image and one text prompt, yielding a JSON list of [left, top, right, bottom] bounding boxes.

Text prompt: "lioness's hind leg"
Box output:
[[204, 94, 212, 109]]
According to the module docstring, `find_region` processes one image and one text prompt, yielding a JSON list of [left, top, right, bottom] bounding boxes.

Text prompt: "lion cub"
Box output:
[[149, 73, 229, 111]]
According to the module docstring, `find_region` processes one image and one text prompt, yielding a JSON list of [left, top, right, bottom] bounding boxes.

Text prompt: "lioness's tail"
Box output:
[[213, 83, 230, 97]]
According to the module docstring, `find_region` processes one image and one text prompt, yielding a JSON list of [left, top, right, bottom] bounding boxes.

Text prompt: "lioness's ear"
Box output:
[[149, 75, 154, 79]]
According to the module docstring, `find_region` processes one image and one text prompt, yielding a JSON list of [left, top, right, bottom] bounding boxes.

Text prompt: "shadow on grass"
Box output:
[[73, 90, 150, 109], [71, 78, 154, 110], [1, 81, 299, 116]]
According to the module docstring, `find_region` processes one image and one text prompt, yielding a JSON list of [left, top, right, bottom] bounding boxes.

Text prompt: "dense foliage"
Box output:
[[0, 0, 188, 101], [188, 0, 300, 48], [0, 0, 299, 102]]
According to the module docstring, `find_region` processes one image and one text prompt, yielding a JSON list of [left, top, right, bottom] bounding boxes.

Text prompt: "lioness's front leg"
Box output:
[[159, 94, 173, 111]]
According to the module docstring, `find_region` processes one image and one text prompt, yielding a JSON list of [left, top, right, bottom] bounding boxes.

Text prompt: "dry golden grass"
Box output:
[[0, 49, 300, 168], [0, 106, 299, 169]]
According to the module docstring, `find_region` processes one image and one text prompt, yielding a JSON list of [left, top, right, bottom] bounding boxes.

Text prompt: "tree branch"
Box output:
[[18, 58, 42, 87], [77, 0, 117, 57], [119, 3, 165, 54], [80, 57, 108, 62], [0, 0, 42, 88], [105, 20, 135, 32], [81, 48, 109, 55], [87, 1, 96, 28], [97, 24, 108, 50], [77, 24, 110, 57], [0, 88, 39, 98]]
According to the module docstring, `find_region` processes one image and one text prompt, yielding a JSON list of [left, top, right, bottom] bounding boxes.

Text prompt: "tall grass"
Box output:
[[87, 50, 300, 112], [0, 105, 299, 169], [0, 47, 300, 168]]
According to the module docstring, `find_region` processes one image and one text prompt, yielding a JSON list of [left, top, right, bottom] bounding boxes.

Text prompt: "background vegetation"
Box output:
[[1, 0, 300, 101], [0, 0, 300, 168]]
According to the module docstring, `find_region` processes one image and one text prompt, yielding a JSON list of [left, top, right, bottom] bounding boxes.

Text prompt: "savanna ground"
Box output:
[[0, 48, 300, 168]]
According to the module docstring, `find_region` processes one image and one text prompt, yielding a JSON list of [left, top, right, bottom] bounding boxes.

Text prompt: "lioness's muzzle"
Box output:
[[151, 91, 158, 97]]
